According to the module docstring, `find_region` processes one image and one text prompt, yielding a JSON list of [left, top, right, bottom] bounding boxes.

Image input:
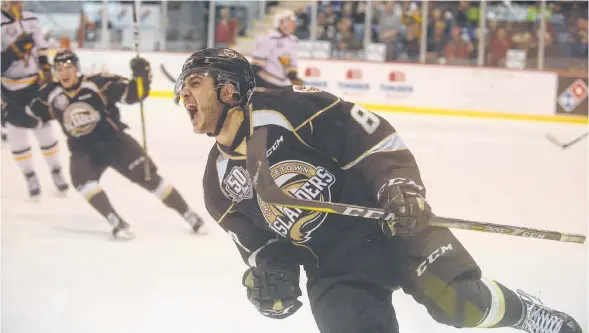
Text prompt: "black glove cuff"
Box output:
[[38, 55, 49, 65]]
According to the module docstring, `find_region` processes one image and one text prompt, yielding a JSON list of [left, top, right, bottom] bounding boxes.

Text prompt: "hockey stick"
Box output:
[[132, 0, 151, 181], [546, 132, 588, 149], [160, 64, 177, 84], [245, 127, 586, 244]]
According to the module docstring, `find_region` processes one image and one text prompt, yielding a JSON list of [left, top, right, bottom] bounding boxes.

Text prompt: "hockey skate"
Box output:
[[514, 290, 582, 333], [25, 171, 41, 198], [107, 214, 134, 241], [51, 167, 69, 194], [184, 210, 208, 234]]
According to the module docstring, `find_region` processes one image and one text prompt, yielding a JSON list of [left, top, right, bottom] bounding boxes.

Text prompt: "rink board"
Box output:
[[72, 49, 587, 125]]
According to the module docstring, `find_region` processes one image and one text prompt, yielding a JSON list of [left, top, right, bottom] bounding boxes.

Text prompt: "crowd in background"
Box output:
[[26, 0, 588, 71], [293, 1, 588, 69]]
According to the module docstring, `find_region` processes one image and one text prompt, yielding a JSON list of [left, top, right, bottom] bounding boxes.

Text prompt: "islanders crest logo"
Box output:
[[257, 160, 336, 244]]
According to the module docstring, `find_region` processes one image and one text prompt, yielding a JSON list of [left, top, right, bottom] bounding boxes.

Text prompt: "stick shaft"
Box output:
[[132, 0, 150, 181]]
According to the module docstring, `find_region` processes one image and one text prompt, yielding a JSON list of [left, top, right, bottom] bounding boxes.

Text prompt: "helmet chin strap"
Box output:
[[207, 86, 246, 152]]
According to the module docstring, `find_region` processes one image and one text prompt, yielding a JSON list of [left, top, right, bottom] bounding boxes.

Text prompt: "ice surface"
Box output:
[[2, 99, 587, 333]]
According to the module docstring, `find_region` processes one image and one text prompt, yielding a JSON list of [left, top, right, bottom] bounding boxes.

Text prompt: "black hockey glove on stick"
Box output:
[[377, 178, 432, 237], [130, 57, 152, 100], [245, 127, 586, 244], [242, 267, 303, 319], [37, 54, 52, 85]]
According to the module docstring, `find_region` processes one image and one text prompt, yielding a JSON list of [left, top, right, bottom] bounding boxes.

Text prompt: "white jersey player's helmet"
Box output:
[[273, 9, 296, 29]]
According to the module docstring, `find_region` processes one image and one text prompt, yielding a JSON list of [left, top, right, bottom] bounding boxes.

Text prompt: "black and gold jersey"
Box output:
[[30, 73, 145, 151], [203, 85, 424, 271]]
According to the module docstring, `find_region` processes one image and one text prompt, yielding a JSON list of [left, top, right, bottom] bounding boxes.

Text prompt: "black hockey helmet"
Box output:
[[53, 49, 80, 69], [173, 48, 256, 137]]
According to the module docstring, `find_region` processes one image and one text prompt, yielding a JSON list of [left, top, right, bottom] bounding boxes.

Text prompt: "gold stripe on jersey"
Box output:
[[250, 107, 338, 162], [341, 132, 408, 170], [216, 143, 246, 160], [217, 202, 236, 224], [294, 97, 341, 132], [1, 75, 38, 86]]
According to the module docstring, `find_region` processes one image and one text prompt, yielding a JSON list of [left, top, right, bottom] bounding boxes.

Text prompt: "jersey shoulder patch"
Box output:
[[292, 85, 321, 93]]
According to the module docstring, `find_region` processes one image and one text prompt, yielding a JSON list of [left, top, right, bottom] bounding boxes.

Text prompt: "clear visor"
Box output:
[[54, 61, 76, 71], [173, 68, 215, 105]]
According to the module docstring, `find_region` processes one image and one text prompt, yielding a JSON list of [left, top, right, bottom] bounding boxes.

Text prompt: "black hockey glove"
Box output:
[[377, 178, 432, 237], [3, 33, 35, 67], [37, 55, 52, 85], [130, 57, 152, 99], [287, 71, 304, 85], [242, 266, 303, 319]]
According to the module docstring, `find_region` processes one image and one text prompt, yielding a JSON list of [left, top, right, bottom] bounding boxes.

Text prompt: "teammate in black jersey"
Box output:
[[27, 49, 205, 239], [174, 48, 582, 333]]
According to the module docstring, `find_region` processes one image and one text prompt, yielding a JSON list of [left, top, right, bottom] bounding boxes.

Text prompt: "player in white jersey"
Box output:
[[251, 9, 303, 91], [1, 1, 68, 198]]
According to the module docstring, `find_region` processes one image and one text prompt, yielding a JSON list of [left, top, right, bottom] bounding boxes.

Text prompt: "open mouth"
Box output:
[[187, 105, 198, 124]]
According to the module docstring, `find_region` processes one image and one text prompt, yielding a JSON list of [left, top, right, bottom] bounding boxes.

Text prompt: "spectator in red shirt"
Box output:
[[444, 26, 473, 62], [488, 27, 510, 67], [215, 7, 237, 48]]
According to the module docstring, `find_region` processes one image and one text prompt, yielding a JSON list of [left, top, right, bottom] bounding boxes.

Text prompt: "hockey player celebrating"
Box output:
[[251, 9, 304, 91], [1, 0, 68, 197], [174, 48, 582, 333], [28, 49, 205, 239]]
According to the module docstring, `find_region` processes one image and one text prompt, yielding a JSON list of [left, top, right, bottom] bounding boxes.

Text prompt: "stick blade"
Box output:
[[545, 133, 565, 148]]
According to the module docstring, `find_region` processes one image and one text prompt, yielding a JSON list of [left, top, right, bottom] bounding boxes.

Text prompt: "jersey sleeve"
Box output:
[[90, 73, 146, 105], [30, 17, 48, 50], [288, 37, 299, 74], [251, 34, 271, 69], [295, 90, 424, 199]]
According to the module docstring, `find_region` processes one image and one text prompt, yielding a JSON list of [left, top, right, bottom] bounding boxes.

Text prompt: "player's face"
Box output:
[[180, 73, 221, 135], [281, 17, 296, 35], [55, 63, 78, 89]]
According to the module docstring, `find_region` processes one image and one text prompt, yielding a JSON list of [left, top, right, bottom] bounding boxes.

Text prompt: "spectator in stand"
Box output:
[[294, 5, 310, 40], [378, 1, 403, 61], [510, 24, 535, 56], [352, 1, 366, 25], [573, 17, 588, 57], [427, 8, 449, 57], [332, 17, 361, 58], [402, 21, 421, 61], [315, 11, 328, 41], [487, 27, 510, 67], [323, 4, 338, 30], [215, 7, 237, 48], [444, 26, 474, 63], [455, 0, 470, 29]]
